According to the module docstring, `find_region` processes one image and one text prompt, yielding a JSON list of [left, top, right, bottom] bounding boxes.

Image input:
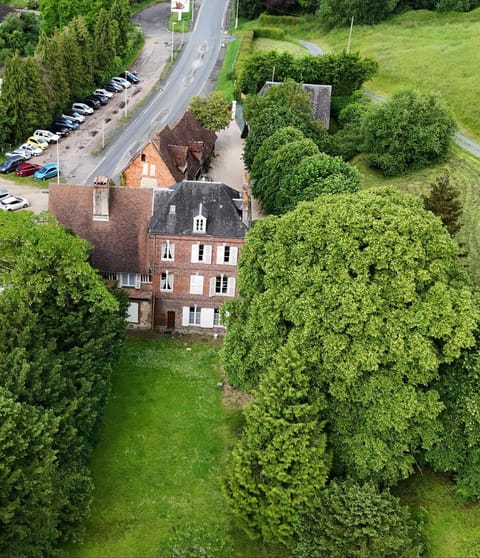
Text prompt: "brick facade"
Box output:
[[123, 142, 177, 188]]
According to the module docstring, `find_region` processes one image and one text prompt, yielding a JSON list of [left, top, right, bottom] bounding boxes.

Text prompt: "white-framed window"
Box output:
[[191, 243, 212, 264], [119, 273, 141, 289], [217, 245, 238, 265], [189, 305, 201, 325], [101, 271, 118, 281], [209, 276, 236, 297], [190, 274, 204, 295], [213, 308, 223, 326], [141, 272, 152, 284], [127, 302, 139, 323], [193, 216, 206, 233], [160, 272, 174, 292], [161, 240, 175, 261]]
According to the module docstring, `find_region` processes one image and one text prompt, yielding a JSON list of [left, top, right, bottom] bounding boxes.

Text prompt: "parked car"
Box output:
[[0, 155, 26, 173], [0, 195, 30, 211], [49, 123, 70, 137], [26, 136, 49, 150], [111, 76, 131, 89], [5, 147, 32, 160], [90, 93, 109, 105], [33, 129, 60, 143], [62, 111, 85, 124], [81, 97, 101, 110], [52, 117, 78, 131], [93, 88, 113, 99], [72, 102, 94, 115], [120, 70, 140, 84], [15, 162, 42, 177], [0, 189, 10, 200], [104, 80, 123, 93], [19, 143, 43, 156], [34, 163, 59, 181]]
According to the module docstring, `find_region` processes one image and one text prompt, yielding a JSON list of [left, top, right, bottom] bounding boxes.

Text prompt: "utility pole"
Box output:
[[347, 16, 354, 52]]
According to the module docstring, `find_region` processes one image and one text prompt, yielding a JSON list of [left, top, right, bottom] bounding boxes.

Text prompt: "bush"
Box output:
[[253, 26, 286, 40]]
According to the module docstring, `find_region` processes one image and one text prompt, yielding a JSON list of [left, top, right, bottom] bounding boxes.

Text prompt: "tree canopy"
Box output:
[[0, 211, 128, 554], [423, 170, 462, 237], [362, 89, 455, 176], [222, 187, 478, 485], [189, 92, 232, 131]]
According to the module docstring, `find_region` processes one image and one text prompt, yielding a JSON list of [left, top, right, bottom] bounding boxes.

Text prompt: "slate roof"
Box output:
[[150, 111, 217, 181], [48, 185, 153, 274], [149, 180, 249, 238], [259, 81, 332, 129]]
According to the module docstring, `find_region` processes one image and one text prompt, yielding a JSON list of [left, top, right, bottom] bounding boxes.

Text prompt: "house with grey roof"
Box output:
[[149, 179, 251, 331], [259, 81, 332, 129], [48, 178, 251, 332]]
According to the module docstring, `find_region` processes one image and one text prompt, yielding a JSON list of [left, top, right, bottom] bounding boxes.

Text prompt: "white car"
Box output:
[[0, 195, 30, 211], [93, 88, 113, 99], [72, 102, 94, 115], [18, 143, 43, 156], [62, 111, 85, 124], [5, 147, 32, 160], [33, 129, 60, 143], [111, 76, 131, 89]]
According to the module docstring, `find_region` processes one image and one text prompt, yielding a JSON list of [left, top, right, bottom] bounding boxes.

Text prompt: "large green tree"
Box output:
[[362, 89, 455, 176], [0, 388, 59, 558], [224, 343, 331, 544], [0, 211, 128, 548], [222, 187, 478, 485], [189, 92, 231, 131]]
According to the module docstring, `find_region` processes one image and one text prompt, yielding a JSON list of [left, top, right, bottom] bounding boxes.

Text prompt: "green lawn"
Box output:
[[395, 469, 480, 558], [65, 337, 284, 558]]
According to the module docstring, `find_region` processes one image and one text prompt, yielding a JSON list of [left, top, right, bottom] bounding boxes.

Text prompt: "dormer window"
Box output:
[[194, 216, 206, 233], [193, 202, 207, 233]]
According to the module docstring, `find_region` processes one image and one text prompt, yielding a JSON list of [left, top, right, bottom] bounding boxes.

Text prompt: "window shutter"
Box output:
[[209, 277, 216, 297], [182, 307, 190, 326], [216, 245, 224, 264], [227, 277, 236, 297], [204, 245, 212, 264], [135, 274, 141, 289], [142, 162, 148, 175], [190, 275, 204, 295], [191, 243, 199, 263], [200, 308, 214, 328], [170, 243, 175, 260], [230, 247, 238, 265]]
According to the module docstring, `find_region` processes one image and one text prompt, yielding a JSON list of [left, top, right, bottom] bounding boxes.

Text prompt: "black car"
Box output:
[[90, 93, 109, 105], [120, 70, 140, 84], [49, 123, 69, 137], [52, 117, 78, 131], [0, 155, 26, 174], [104, 81, 123, 93], [82, 97, 101, 110]]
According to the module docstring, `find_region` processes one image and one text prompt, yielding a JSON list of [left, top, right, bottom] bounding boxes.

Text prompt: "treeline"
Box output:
[[239, 0, 480, 27], [0, 212, 128, 557], [0, 0, 139, 147]]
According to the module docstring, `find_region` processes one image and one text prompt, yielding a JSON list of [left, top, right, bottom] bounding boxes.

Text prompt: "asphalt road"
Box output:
[[86, 0, 231, 184]]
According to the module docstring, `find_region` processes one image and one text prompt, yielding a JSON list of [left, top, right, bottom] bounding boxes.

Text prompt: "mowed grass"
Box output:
[[252, 37, 309, 56], [395, 469, 480, 558], [65, 337, 277, 558]]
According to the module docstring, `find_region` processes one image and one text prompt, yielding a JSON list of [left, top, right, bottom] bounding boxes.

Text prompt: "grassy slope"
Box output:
[[317, 9, 480, 141], [65, 338, 284, 558]]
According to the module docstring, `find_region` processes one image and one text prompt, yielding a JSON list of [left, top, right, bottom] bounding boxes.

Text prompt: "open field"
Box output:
[[240, 10, 480, 141], [65, 337, 285, 558]]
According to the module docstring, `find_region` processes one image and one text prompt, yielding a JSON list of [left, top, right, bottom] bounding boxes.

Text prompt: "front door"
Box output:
[[167, 311, 175, 330]]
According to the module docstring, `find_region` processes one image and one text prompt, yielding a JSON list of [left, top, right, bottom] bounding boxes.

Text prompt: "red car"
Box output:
[[16, 162, 42, 177]]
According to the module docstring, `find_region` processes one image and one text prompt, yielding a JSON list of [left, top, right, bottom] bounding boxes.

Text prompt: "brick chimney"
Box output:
[[92, 176, 110, 221]]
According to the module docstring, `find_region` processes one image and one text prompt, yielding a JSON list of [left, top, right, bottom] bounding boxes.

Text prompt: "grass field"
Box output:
[[315, 9, 480, 141], [65, 337, 285, 558]]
